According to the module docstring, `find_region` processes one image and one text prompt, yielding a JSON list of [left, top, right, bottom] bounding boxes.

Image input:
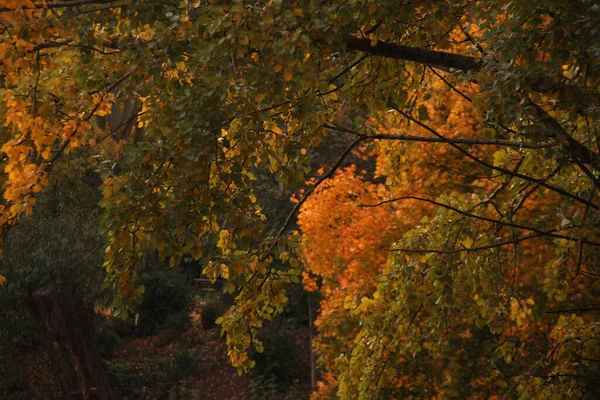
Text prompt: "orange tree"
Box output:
[[299, 60, 591, 398], [1, 1, 599, 398]]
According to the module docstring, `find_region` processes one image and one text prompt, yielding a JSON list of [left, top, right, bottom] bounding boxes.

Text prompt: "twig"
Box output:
[[390, 106, 599, 210], [328, 55, 368, 85], [260, 136, 364, 262], [67, 243, 104, 270], [361, 195, 600, 246], [324, 123, 556, 149], [544, 306, 600, 314], [390, 232, 545, 254]]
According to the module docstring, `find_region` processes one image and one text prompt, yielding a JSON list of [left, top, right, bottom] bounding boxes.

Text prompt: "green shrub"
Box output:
[[244, 374, 279, 400], [252, 326, 304, 385], [96, 322, 121, 359], [170, 347, 196, 380], [107, 362, 145, 398], [167, 380, 202, 400], [133, 259, 195, 337], [200, 298, 225, 330]]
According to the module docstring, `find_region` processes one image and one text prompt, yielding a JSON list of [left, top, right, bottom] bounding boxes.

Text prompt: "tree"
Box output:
[[1, 1, 599, 398]]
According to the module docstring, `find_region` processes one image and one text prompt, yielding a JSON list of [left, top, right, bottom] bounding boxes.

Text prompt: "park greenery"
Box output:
[[1, 0, 600, 398]]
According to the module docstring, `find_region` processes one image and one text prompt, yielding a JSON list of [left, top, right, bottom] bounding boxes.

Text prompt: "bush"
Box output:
[[244, 374, 279, 400], [170, 347, 197, 380], [0, 182, 105, 347], [252, 326, 305, 385], [200, 298, 226, 330], [107, 362, 145, 398], [133, 258, 195, 337], [167, 380, 202, 400], [107, 347, 200, 399], [96, 322, 121, 359]]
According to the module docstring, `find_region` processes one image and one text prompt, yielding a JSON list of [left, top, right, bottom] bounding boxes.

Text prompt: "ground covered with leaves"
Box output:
[[1, 298, 312, 400]]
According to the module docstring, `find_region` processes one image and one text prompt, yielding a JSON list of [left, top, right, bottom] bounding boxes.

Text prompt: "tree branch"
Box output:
[[390, 106, 600, 210], [32, 39, 73, 52], [345, 36, 482, 72], [323, 123, 556, 149], [529, 99, 600, 170], [0, 0, 112, 12], [343, 36, 599, 170], [361, 195, 600, 247], [545, 306, 600, 314], [390, 232, 546, 254], [260, 136, 364, 262]]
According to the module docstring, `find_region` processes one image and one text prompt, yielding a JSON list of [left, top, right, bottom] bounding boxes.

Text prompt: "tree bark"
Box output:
[[31, 281, 118, 400], [345, 36, 482, 71]]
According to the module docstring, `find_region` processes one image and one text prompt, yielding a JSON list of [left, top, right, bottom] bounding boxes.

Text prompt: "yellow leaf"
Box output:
[[0, 274, 6, 286], [462, 237, 473, 249], [221, 264, 230, 279], [217, 229, 230, 251], [284, 69, 293, 81]]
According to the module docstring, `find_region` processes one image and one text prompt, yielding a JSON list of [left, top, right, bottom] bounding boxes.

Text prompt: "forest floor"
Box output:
[[106, 326, 252, 399], [1, 316, 312, 399]]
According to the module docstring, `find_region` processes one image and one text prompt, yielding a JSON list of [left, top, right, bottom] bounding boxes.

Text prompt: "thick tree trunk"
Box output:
[[32, 281, 118, 400]]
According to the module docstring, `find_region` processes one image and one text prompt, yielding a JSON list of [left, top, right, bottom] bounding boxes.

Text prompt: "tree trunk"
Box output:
[[31, 281, 118, 400], [308, 292, 317, 390]]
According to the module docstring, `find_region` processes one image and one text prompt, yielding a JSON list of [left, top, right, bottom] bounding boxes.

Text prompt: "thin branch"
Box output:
[[428, 66, 472, 101], [391, 106, 599, 210], [323, 123, 556, 149], [60, 3, 124, 19], [32, 39, 73, 52], [529, 99, 600, 170], [67, 243, 104, 270], [363, 21, 383, 36], [260, 136, 364, 262], [33, 51, 41, 117], [47, 71, 132, 169], [0, 0, 112, 12], [328, 55, 368, 85], [66, 43, 120, 55], [390, 232, 546, 254], [545, 306, 600, 314], [459, 23, 487, 56], [361, 195, 600, 247]]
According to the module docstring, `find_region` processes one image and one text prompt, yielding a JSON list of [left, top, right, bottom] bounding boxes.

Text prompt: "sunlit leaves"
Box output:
[[1, 1, 600, 398]]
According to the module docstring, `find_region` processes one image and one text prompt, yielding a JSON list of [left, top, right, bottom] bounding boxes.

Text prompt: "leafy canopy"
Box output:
[[1, 0, 600, 398]]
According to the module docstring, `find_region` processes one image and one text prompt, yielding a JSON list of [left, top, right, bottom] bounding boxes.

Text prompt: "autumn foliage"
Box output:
[[2, 1, 600, 399], [300, 40, 600, 396]]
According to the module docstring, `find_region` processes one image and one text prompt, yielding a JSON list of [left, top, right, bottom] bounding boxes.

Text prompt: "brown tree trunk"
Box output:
[[32, 281, 118, 400]]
